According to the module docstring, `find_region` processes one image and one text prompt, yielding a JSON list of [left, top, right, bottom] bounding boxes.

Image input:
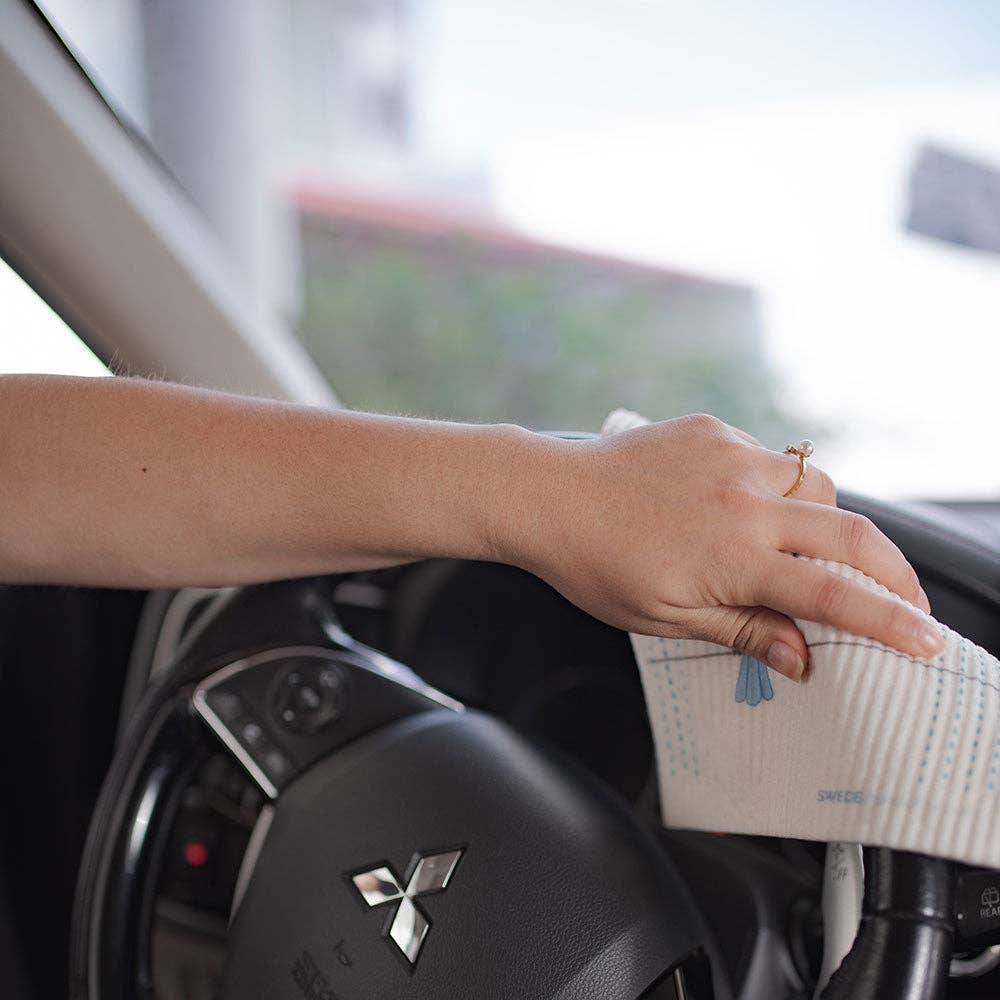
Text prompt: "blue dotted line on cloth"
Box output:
[[965, 650, 993, 792], [671, 638, 690, 774], [656, 637, 678, 778], [677, 639, 700, 777], [918, 646, 945, 786], [986, 640, 1000, 796], [943, 638, 966, 784], [968, 641, 986, 795], [652, 638, 700, 777]]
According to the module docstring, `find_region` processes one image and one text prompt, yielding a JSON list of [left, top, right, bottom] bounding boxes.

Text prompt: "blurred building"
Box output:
[[278, 0, 408, 174], [907, 143, 1000, 256], [277, 0, 490, 210]]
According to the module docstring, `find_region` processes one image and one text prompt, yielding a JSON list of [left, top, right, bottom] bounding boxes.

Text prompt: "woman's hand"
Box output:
[[500, 414, 943, 681]]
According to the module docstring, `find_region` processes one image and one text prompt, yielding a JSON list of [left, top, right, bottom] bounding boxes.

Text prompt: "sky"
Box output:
[[411, 1, 1000, 498], [413, 1, 1000, 164]]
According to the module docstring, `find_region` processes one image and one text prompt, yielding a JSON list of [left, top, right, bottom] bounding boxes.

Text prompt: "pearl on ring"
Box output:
[[795, 439, 814, 458]]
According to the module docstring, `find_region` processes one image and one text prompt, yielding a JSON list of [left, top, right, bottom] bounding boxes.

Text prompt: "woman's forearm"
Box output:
[[0, 373, 944, 677], [0, 374, 553, 587]]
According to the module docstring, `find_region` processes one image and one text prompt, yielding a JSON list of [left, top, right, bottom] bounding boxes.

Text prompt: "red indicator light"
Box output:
[[183, 841, 209, 868]]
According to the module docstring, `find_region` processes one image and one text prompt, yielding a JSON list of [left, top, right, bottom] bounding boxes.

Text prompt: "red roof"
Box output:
[[291, 183, 748, 292]]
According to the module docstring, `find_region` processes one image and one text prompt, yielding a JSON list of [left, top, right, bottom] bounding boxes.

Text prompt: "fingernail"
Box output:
[[916, 620, 945, 656], [917, 587, 932, 613], [766, 641, 805, 681]]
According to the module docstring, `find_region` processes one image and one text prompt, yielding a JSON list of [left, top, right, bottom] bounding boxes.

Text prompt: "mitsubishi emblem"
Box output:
[[349, 848, 464, 966]]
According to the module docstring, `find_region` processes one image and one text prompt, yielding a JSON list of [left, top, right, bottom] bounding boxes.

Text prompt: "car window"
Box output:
[[31, 1, 1000, 498], [0, 258, 108, 376]]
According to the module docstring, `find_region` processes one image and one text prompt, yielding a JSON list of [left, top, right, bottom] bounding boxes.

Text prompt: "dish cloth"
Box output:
[[603, 408, 1000, 868]]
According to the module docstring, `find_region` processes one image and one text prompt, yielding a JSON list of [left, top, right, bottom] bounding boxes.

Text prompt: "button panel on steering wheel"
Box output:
[[271, 657, 347, 734], [192, 645, 458, 796]]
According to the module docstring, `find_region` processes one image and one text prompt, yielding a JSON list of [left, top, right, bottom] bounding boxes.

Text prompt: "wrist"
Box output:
[[475, 424, 575, 571]]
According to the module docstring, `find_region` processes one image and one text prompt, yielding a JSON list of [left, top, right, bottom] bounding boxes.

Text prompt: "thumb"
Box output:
[[689, 605, 808, 681]]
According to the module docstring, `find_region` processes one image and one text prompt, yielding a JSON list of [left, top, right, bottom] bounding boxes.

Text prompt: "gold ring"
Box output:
[[782, 439, 814, 498]]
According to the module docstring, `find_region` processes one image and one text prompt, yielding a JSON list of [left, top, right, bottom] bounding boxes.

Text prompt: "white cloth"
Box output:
[[604, 408, 1000, 868]]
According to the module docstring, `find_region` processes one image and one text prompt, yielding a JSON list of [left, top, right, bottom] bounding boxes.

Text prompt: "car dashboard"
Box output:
[[89, 493, 1000, 999]]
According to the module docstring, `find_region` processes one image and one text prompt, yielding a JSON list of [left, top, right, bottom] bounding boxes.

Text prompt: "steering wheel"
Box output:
[[818, 847, 953, 1000], [68, 578, 720, 999], [69, 569, 962, 999]]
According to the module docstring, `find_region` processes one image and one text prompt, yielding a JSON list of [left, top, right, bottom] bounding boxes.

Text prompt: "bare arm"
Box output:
[[0, 374, 943, 677], [0, 374, 533, 588]]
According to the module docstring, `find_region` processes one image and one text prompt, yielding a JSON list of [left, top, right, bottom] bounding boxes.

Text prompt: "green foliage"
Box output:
[[296, 231, 797, 441]]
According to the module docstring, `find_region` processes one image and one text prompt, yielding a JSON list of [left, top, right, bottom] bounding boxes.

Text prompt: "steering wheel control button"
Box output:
[[955, 868, 1000, 949], [239, 721, 265, 748], [298, 685, 321, 710], [182, 841, 210, 868], [349, 848, 464, 966], [271, 659, 347, 735], [260, 747, 291, 782], [208, 689, 244, 724]]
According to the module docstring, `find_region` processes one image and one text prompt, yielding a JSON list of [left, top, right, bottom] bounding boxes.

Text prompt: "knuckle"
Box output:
[[637, 595, 665, 622], [716, 481, 759, 516], [813, 467, 837, 502], [840, 512, 873, 559], [682, 412, 724, 437], [714, 477, 740, 508], [729, 611, 761, 653], [885, 599, 915, 640], [635, 586, 670, 622], [811, 573, 851, 621]]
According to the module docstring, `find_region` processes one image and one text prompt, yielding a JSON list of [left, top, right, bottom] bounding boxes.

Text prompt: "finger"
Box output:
[[685, 604, 809, 681], [727, 426, 762, 446], [763, 449, 837, 506], [776, 505, 930, 612], [759, 554, 944, 659]]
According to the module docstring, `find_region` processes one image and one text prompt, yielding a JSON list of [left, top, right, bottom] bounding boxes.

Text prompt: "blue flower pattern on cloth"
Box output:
[[735, 654, 774, 707]]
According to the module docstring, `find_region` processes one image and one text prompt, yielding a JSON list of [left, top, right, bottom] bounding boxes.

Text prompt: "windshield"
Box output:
[[36, 1, 1000, 498], [0, 258, 109, 376]]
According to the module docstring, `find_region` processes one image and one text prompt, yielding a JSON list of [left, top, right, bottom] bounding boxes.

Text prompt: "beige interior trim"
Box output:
[[0, 0, 335, 404]]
